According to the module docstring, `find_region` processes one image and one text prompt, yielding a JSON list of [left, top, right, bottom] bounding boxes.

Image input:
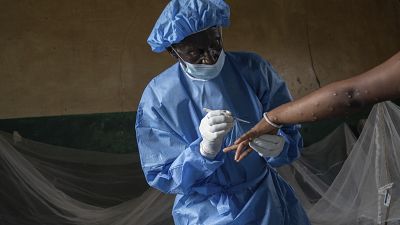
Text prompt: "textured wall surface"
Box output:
[[0, 0, 399, 119]]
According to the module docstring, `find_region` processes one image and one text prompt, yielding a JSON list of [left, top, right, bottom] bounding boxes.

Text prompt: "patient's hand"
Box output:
[[223, 118, 277, 162]]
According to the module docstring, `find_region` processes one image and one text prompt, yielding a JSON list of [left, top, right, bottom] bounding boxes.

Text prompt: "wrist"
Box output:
[[200, 139, 223, 159], [263, 112, 282, 129]]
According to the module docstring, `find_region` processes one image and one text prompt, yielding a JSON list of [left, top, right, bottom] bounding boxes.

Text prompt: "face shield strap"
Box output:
[[171, 46, 186, 66]]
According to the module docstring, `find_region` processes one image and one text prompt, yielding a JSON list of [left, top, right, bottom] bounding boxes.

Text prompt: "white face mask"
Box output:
[[173, 48, 226, 80]]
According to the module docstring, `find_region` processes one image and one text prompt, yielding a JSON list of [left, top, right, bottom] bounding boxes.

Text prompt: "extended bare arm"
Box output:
[[225, 51, 400, 161]]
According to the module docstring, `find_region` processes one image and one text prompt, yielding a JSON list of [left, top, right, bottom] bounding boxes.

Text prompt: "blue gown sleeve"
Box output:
[[135, 85, 224, 195], [258, 60, 303, 167]]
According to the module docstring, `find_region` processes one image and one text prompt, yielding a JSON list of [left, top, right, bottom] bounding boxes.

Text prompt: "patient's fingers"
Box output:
[[236, 147, 253, 162], [234, 140, 250, 161], [223, 144, 238, 153]]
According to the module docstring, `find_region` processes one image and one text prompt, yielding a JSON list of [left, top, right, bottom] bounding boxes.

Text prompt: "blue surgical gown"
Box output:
[[135, 51, 311, 225]]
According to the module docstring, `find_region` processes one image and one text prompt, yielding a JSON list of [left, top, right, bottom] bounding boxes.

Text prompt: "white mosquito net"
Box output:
[[0, 101, 399, 225]]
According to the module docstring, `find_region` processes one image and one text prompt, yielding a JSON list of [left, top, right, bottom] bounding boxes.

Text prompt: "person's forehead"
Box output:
[[174, 27, 220, 48]]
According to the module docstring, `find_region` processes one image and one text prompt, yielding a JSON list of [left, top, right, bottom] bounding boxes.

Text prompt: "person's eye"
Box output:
[[188, 50, 200, 56], [213, 37, 222, 45]]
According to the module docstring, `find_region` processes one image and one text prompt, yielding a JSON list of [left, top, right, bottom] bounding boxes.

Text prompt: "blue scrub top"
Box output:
[[136, 51, 311, 225]]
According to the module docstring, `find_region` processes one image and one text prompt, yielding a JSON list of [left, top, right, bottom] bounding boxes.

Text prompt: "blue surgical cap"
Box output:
[[147, 0, 230, 53]]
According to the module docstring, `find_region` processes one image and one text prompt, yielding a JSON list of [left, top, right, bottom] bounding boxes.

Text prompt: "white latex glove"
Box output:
[[249, 134, 285, 157], [199, 110, 234, 159]]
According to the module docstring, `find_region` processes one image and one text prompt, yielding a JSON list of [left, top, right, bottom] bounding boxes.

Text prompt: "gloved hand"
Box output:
[[249, 134, 285, 157], [199, 110, 234, 159]]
